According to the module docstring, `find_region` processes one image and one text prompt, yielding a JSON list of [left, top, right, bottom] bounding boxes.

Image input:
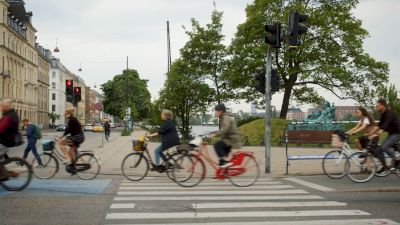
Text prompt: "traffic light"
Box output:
[[73, 87, 81, 103], [66, 80, 74, 103], [271, 69, 281, 93], [254, 73, 265, 94], [287, 11, 308, 49], [264, 22, 281, 48]]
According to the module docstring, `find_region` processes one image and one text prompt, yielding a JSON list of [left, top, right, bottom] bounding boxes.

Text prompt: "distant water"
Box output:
[[191, 125, 219, 137]]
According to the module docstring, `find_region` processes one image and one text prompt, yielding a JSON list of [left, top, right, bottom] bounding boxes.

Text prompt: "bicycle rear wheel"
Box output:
[[165, 152, 187, 182], [76, 153, 100, 180], [322, 150, 348, 179], [32, 153, 58, 179], [228, 154, 260, 187], [0, 157, 32, 191], [172, 153, 205, 187], [346, 152, 376, 183], [121, 152, 149, 181]]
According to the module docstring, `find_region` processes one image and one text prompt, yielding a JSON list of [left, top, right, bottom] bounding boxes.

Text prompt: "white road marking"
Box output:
[[113, 195, 324, 201], [118, 185, 293, 190], [192, 201, 346, 209], [105, 219, 400, 225], [284, 177, 336, 192], [120, 181, 282, 186], [105, 210, 370, 219], [117, 190, 308, 195], [110, 204, 136, 209]]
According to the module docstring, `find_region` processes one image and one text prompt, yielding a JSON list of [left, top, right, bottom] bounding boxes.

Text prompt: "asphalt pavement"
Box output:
[[0, 128, 399, 225]]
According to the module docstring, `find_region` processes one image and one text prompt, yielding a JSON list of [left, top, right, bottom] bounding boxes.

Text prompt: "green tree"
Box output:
[[180, 8, 231, 104], [228, 0, 389, 118], [159, 59, 212, 139], [48, 112, 60, 125], [101, 69, 151, 120], [376, 84, 400, 114]]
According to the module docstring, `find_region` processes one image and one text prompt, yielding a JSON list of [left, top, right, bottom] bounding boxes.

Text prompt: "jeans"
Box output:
[[214, 140, 231, 164], [154, 145, 167, 166], [23, 139, 43, 165], [377, 133, 400, 168]]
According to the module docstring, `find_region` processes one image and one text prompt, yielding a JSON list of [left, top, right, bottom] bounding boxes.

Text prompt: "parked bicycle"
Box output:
[[32, 139, 101, 180], [121, 136, 188, 182], [172, 134, 260, 188], [0, 148, 32, 191]]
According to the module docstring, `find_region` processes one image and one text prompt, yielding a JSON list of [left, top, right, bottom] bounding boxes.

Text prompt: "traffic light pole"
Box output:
[[264, 45, 272, 173]]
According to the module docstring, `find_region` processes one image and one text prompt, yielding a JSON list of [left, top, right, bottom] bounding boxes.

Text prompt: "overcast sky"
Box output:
[[25, 0, 400, 113]]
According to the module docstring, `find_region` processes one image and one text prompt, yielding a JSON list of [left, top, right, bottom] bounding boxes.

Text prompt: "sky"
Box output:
[[25, 0, 400, 113]]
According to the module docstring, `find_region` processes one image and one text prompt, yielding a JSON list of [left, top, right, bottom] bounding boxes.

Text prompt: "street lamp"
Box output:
[[54, 38, 60, 53]]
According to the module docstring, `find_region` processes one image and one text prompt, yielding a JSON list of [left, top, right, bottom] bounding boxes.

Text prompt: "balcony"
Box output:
[[0, 70, 11, 77]]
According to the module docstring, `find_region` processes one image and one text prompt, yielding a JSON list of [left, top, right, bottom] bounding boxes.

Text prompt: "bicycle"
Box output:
[[121, 137, 189, 182], [32, 139, 101, 180], [172, 134, 260, 188], [322, 132, 356, 179], [0, 147, 32, 191], [346, 141, 400, 183]]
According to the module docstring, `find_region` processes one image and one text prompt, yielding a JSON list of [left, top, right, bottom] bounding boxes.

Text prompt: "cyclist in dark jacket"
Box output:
[[146, 110, 180, 172]]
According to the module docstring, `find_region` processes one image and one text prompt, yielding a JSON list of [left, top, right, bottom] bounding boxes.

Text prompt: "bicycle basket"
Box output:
[[41, 140, 55, 151], [132, 140, 145, 151]]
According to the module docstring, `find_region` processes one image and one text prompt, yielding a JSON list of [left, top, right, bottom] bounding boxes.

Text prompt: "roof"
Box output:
[[7, 0, 33, 26]]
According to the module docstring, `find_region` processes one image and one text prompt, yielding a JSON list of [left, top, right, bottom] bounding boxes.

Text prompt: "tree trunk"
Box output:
[[280, 85, 293, 119]]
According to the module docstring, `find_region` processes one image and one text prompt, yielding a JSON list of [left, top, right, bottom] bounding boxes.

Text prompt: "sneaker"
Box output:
[[150, 166, 159, 172], [35, 164, 44, 168], [157, 165, 166, 173], [376, 167, 389, 175], [220, 162, 233, 168]]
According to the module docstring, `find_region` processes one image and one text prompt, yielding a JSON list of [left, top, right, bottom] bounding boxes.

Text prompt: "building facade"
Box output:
[[286, 108, 305, 121], [49, 58, 66, 125], [335, 106, 359, 120], [0, 0, 38, 122], [36, 44, 50, 128]]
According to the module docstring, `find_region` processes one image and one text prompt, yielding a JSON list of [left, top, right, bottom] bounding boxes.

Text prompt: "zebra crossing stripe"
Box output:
[[192, 201, 346, 209], [118, 185, 293, 190], [110, 204, 135, 209], [105, 219, 400, 225], [117, 190, 308, 195], [120, 181, 282, 186], [105, 210, 370, 219], [113, 195, 324, 201], [284, 177, 336, 192]]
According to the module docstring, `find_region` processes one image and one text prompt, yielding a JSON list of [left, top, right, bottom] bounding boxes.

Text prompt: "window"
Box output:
[[52, 105, 56, 112], [51, 82, 56, 89], [52, 93, 56, 100], [52, 71, 56, 78]]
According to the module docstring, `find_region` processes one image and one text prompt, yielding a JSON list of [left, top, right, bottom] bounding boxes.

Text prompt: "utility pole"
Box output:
[[124, 56, 129, 132], [167, 21, 171, 73], [264, 46, 272, 173]]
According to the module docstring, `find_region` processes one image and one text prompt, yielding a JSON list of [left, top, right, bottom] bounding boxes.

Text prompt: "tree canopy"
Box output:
[[228, 0, 389, 118], [101, 69, 151, 120]]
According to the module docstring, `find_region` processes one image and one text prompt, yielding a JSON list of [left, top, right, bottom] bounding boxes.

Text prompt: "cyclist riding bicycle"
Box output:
[[0, 99, 22, 180], [57, 108, 85, 171], [367, 99, 400, 174], [212, 103, 241, 168], [146, 110, 180, 172], [346, 107, 377, 150]]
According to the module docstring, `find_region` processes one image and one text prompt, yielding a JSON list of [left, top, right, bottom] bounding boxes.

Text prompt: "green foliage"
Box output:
[[159, 60, 212, 139], [238, 118, 287, 146], [180, 8, 232, 103], [48, 112, 60, 125], [142, 100, 162, 133], [228, 0, 389, 118], [376, 84, 400, 115], [121, 130, 132, 136], [237, 116, 262, 127], [101, 69, 151, 121]]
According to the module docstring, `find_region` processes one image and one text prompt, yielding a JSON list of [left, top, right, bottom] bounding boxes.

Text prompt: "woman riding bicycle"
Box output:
[[346, 107, 377, 150], [213, 103, 241, 168], [57, 108, 85, 169], [146, 110, 180, 172]]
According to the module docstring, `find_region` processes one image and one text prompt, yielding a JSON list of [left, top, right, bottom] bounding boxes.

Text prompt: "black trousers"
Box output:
[[214, 140, 231, 159]]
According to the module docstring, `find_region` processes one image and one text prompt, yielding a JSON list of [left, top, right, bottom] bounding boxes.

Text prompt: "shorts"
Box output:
[[67, 134, 85, 147], [358, 135, 378, 149]]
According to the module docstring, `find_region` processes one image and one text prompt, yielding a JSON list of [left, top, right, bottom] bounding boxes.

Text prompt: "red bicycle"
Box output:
[[172, 135, 260, 187]]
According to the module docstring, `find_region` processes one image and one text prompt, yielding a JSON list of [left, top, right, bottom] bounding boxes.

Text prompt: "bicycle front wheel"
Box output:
[[0, 157, 32, 191], [322, 150, 348, 179], [76, 153, 101, 180], [121, 153, 149, 181], [228, 154, 260, 187], [32, 153, 58, 179], [347, 152, 376, 183], [172, 153, 205, 187]]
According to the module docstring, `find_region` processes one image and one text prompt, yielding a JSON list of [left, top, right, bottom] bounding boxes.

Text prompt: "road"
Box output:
[[0, 128, 399, 225]]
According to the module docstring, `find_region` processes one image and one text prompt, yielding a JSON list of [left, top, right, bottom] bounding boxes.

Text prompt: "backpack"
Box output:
[[33, 125, 42, 139]]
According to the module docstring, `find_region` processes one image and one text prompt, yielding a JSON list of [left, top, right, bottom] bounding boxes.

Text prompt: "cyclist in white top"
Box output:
[[346, 107, 377, 150]]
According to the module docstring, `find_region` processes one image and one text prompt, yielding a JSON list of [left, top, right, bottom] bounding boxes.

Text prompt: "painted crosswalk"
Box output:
[[104, 177, 400, 225]]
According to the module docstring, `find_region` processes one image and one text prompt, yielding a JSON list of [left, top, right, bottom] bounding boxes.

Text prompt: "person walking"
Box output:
[[104, 121, 111, 141], [21, 118, 43, 167]]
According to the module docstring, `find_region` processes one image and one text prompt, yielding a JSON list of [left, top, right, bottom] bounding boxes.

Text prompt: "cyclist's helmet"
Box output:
[[214, 103, 226, 112]]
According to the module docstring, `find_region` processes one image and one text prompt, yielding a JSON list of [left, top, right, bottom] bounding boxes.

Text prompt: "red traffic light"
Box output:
[[66, 80, 73, 87], [74, 87, 80, 93]]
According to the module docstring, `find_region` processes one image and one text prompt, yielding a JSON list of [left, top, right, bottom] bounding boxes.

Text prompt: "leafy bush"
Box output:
[[237, 116, 262, 127], [238, 119, 287, 146]]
